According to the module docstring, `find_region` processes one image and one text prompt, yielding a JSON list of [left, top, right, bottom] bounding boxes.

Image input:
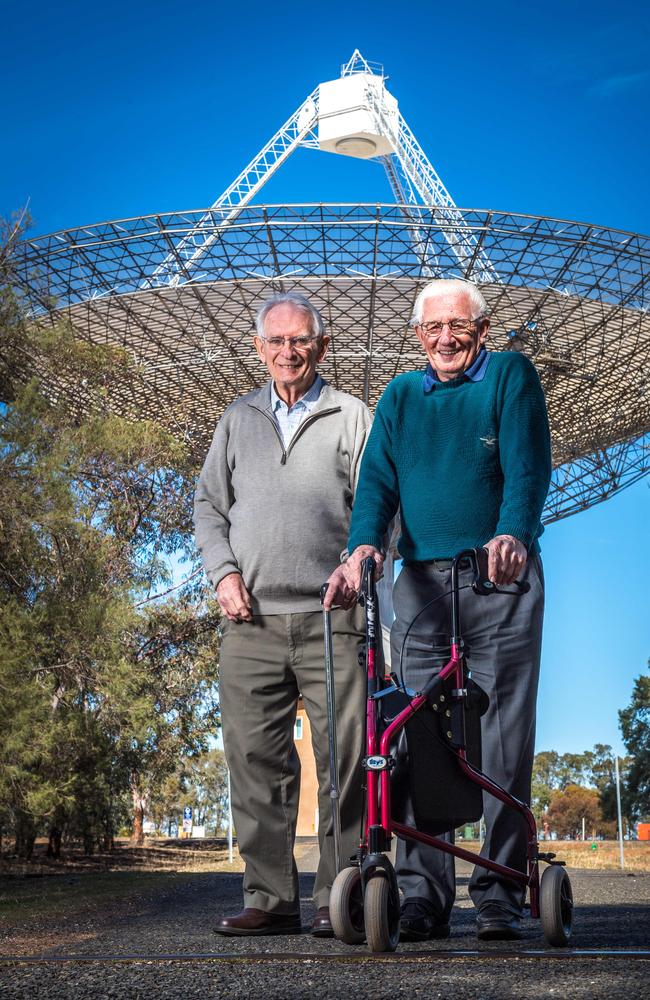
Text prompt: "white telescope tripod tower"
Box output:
[[146, 50, 497, 287]]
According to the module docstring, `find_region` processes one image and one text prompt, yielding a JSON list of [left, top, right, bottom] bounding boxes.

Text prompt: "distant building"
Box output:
[[294, 698, 319, 836], [294, 622, 393, 836]]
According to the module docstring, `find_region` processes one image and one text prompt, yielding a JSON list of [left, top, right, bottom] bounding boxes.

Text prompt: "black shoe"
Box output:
[[476, 904, 522, 941], [400, 898, 450, 942]]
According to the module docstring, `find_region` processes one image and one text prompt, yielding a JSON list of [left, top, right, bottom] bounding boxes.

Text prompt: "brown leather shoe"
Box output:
[[214, 907, 302, 937], [311, 906, 334, 938]]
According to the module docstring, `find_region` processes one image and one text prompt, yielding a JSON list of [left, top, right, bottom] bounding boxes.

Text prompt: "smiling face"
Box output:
[[254, 302, 330, 403], [415, 288, 489, 381]]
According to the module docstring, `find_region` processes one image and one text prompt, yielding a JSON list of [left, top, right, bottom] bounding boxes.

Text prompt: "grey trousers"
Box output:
[[391, 555, 544, 919], [219, 608, 366, 914]]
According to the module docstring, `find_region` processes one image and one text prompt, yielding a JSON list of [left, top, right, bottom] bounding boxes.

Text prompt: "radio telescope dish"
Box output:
[[8, 51, 649, 523]]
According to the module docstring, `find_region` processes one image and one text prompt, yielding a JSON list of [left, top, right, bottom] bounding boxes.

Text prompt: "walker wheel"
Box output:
[[540, 864, 573, 946], [364, 871, 400, 953], [330, 866, 365, 944]]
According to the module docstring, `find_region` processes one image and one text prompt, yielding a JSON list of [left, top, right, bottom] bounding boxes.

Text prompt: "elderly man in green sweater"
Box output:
[[325, 277, 551, 942], [195, 292, 369, 938]]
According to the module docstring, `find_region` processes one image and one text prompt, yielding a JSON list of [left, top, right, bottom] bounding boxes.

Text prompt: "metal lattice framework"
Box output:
[[9, 203, 650, 522], [142, 49, 496, 289]]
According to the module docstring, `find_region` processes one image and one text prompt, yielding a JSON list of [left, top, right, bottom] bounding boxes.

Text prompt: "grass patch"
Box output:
[[0, 870, 194, 925], [542, 839, 650, 871], [460, 839, 650, 871]]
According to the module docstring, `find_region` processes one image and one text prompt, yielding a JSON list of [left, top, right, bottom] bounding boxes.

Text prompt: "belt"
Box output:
[[408, 557, 473, 572]]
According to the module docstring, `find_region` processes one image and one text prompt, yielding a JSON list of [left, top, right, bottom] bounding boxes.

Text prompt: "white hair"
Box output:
[[410, 279, 488, 327], [255, 292, 325, 340]]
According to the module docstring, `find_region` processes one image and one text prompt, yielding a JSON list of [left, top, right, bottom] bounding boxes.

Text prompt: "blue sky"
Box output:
[[2, 0, 648, 756]]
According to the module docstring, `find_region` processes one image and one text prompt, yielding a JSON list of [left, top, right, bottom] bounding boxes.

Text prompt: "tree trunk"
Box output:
[[14, 814, 36, 859], [101, 797, 116, 853], [101, 816, 115, 852], [47, 826, 62, 859], [131, 781, 147, 845]]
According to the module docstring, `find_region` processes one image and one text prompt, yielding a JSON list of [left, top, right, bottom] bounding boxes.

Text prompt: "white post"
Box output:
[[227, 768, 234, 865], [582, 817, 585, 842], [614, 755, 625, 870]]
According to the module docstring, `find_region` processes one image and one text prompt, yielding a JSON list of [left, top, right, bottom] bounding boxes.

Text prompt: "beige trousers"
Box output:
[[219, 608, 367, 914]]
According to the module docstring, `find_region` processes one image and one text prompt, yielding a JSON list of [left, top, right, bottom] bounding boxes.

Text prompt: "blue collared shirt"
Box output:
[[423, 348, 491, 393], [271, 374, 324, 446]]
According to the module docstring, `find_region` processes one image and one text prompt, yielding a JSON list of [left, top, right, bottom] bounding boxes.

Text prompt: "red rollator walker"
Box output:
[[321, 551, 573, 952]]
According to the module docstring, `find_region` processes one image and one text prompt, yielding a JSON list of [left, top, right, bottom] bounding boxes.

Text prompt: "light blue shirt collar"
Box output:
[[423, 348, 491, 392], [271, 373, 323, 411], [271, 374, 324, 446]]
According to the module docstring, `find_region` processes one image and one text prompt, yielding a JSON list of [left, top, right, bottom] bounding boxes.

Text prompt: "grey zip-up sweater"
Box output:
[[194, 379, 372, 614]]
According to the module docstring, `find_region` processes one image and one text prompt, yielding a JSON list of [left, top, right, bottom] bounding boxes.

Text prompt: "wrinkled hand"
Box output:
[[322, 564, 358, 611], [216, 572, 253, 622], [484, 534, 527, 586], [322, 544, 384, 611]]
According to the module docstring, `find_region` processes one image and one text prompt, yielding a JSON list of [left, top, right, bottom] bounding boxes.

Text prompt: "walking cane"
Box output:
[[320, 584, 342, 877]]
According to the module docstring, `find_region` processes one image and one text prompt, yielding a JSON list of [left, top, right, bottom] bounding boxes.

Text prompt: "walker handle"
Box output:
[[320, 582, 343, 610], [471, 547, 530, 596], [359, 555, 376, 601]]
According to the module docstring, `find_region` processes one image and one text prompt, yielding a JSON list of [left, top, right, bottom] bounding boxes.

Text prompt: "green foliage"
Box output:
[[619, 672, 650, 822], [530, 743, 634, 830], [531, 750, 561, 814], [149, 748, 229, 836], [531, 747, 612, 819], [0, 226, 221, 855], [184, 748, 229, 833], [546, 784, 602, 839]]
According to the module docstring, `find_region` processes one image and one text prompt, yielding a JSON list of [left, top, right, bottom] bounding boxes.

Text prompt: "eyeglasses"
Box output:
[[261, 335, 317, 350], [418, 319, 481, 338]]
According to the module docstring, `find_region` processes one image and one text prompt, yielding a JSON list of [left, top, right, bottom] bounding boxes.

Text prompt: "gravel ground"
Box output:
[[0, 847, 648, 998], [0, 955, 647, 1000]]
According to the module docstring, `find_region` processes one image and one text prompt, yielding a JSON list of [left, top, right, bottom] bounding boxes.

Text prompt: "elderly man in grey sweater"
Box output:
[[194, 292, 369, 938]]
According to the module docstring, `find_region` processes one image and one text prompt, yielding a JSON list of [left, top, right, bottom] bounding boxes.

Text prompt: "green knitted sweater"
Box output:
[[348, 352, 552, 560]]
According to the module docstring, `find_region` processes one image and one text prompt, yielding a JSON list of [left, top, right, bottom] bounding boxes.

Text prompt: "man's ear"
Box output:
[[317, 335, 331, 362], [253, 336, 266, 364], [478, 318, 490, 346]]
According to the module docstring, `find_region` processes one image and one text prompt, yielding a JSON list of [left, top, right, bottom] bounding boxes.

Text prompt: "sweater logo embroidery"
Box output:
[[480, 435, 497, 449]]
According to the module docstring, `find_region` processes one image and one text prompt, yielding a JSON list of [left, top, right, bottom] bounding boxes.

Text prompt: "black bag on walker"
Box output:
[[383, 678, 489, 836]]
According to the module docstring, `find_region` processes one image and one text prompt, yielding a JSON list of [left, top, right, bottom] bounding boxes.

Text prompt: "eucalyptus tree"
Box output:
[[0, 224, 221, 854]]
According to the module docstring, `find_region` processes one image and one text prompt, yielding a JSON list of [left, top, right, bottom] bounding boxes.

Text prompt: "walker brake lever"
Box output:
[[471, 548, 530, 596], [472, 547, 497, 595], [357, 556, 376, 605]]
